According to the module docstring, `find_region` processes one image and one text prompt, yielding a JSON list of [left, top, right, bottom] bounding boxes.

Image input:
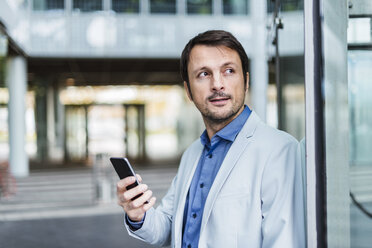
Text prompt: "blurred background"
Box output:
[[0, 0, 371, 247], [0, 0, 306, 168]]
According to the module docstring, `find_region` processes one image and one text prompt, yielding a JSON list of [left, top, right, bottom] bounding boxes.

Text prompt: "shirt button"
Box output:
[[208, 154, 213, 158], [192, 213, 197, 218], [200, 183, 204, 188]]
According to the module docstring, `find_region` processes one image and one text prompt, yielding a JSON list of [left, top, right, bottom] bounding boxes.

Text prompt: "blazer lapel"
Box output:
[[199, 111, 260, 234], [174, 143, 203, 246]]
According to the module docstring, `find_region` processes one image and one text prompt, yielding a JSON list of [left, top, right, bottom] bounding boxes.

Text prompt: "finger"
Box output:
[[126, 196, 156, 221], [143, 196, 156, 212], [130, 189, 153, 209], [117, 177, 136, 192], [123, 184, 148, 202], [136, 174, 143, 183]]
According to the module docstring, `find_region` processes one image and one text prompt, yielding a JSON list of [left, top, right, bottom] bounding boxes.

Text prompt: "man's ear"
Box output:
[[184, 81, 193, 101], [245, 72, 250, 93]]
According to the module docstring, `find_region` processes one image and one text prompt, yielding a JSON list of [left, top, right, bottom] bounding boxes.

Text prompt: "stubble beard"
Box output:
[[202, 108, 238, 124], [199, 98, 244, 125]]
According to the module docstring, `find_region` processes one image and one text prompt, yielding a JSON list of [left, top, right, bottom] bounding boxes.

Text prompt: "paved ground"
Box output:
[[0, 213, 157, 248], [0, 165, 177, 248], [2, 203, 371, 248], [0, 166, 177, 221], [1, 165, 371, 247]]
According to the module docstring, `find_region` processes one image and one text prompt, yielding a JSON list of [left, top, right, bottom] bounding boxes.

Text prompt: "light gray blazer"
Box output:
[[126, 111, 305, 248]]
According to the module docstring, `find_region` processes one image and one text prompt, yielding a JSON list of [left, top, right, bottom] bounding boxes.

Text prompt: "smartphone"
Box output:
[[110, 157, 144, 201]]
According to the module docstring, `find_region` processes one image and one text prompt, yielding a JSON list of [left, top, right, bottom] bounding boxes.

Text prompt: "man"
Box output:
[[117, 30, 305, 248]]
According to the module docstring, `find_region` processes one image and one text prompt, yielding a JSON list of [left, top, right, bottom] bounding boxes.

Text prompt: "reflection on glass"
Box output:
[[349, 51, 372, 166], [283, 84, 305, 140], [268, 56, 305, 141], [73, 0, 102, 12], [348, 50, 372, 247], [187, 0, 212, 14], [151, 0, 176, 14], [223, 0, 247, 15], [112, 0, 139, 13], [33, 0, 64, 10]]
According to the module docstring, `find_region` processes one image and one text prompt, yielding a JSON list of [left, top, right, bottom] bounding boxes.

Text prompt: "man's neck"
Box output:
[[203, 106, 245, 140]]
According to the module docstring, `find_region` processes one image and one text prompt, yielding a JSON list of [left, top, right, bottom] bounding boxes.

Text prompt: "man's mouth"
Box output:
[[209, 97, 230, 102], [208, 93, 231, 105]]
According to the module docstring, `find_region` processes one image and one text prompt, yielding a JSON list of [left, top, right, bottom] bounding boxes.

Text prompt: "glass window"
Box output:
[[33, 0, 64, 10], [112, 0, 139, 13], [73, 0, 102, 12], [267, 0, 303, 13], [223, 0, 248, 15], [187, 0, 212, 14], [348, 10, 372, 248], [150, 0, 176, 14], [348, 51, 372, 248], [349, 51, 372, 166]]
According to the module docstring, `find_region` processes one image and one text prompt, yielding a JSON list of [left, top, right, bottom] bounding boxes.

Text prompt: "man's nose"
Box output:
[[211, 74, 224, 91]]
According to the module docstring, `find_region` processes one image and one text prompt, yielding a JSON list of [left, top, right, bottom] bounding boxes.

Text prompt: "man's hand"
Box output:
[[117, 174, 156, 222]]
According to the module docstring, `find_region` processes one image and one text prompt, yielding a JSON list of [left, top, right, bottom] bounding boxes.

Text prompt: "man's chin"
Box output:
[[203, 111, 237, 124]]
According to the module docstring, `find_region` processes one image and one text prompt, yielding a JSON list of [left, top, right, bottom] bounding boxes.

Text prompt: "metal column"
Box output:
[[250, 0, 268, 122]]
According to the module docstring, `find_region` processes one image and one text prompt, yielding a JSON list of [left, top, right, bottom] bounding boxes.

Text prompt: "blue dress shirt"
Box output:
[[181, 106, 251, 248]]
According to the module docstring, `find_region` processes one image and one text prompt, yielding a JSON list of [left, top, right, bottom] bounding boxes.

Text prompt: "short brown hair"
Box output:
[[180, 30, 249, 94]]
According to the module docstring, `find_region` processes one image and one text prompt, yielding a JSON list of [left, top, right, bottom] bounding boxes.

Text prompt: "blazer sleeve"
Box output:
[[260, 136, 306, 248], [125, 173, 178, 247]]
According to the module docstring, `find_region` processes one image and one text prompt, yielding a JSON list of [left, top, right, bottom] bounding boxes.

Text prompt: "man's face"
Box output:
[[185, 45, 248, 124]]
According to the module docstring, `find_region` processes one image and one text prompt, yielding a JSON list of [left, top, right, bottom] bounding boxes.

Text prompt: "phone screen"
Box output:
[[110, 157, 144, 201]]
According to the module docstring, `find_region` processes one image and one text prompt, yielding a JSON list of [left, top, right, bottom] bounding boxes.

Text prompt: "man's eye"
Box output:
[[198, 72, 209, 77], [225, 68, 234, 74]]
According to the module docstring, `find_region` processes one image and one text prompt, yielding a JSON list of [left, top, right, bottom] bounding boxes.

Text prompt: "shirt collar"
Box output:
[[200, 105, 251, 146]]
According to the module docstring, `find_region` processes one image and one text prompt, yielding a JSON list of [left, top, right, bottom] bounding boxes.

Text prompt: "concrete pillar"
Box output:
[[177, 0, 186, 14], [6, 56, 29, 177], [47, 85, 56, 160], [141, 0, 149, 14], [35, 82, 48, 162], [213, 0, 222, 15], [250, 0, 268, 122], [56, 84, 65, 160], [103, 0, 111, 11]]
